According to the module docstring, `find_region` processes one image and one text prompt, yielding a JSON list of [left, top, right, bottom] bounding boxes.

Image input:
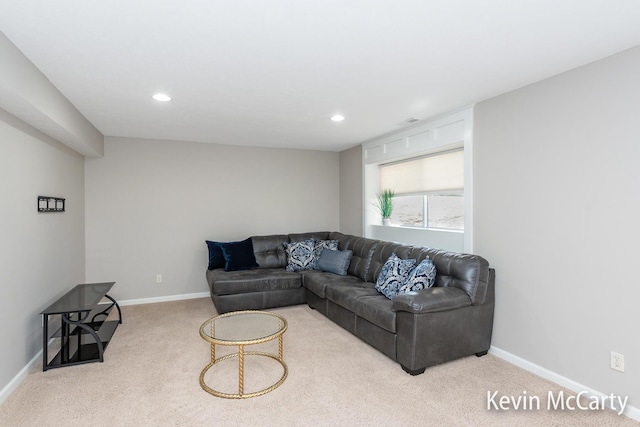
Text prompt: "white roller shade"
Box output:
[[380, 150, 464, 194]]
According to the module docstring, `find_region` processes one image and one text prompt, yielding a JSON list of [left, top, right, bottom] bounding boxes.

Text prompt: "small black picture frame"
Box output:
[[38, 196, 65, 212]]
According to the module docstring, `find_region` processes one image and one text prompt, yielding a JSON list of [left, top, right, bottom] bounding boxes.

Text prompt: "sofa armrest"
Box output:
[[392, 287, 472, 314]]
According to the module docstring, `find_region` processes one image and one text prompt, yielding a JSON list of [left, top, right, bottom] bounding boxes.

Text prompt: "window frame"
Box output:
[[361, 107, 473, 253]]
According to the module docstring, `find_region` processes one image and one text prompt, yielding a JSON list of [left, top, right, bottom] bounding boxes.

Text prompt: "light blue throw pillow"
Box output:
[[398, 257, 436, 294], [313, 239, 339, 267], [316, 249, 353, 275], [375, 254, 416, 300]]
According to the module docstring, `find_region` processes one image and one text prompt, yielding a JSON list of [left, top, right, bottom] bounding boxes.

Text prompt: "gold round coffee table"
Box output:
[[199, 310, 288, 399]]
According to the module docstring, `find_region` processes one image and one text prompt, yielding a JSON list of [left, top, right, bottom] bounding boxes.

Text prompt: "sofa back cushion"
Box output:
[[367, 241, 416, 283], [288, 231, 331, 243], [368, 243, 490, 305], [329, 232, 379, 281], [251, 235, 288, 268]]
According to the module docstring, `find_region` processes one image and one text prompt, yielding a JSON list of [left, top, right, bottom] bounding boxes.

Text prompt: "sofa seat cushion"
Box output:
[[301, 271, 363, 298], [325, 281, 380, 312], [326, 282, 397, 333], [351, 295, 397, 333], [209, 268, 302, 296]]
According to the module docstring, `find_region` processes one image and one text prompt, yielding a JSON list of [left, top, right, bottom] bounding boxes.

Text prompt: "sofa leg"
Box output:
[[476, 350, 488, 357], [401, 365, 426, 376]]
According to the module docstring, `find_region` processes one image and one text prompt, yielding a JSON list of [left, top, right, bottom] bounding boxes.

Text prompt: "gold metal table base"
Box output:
[[199, 350, 288, 399], [199, 311, 288, 399]]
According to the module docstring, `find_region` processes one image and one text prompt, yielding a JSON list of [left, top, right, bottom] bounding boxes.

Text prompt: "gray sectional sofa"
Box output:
[[206, 231, 495, 375]]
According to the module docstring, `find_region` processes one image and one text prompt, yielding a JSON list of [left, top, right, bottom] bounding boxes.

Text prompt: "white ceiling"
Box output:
[[1, 0, 640, 152]]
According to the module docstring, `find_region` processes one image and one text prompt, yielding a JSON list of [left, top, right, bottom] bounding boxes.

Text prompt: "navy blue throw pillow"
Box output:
[[205, 240, 225, 270], [220, 238, 259, 272]]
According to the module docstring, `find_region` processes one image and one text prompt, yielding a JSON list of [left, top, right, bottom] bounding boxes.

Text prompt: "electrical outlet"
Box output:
[[156, 274, 162, 284], [610, 351, 624, 372]]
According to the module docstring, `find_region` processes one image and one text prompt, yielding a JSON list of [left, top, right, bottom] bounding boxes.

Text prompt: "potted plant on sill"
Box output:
[[375, 189, 394, 226]]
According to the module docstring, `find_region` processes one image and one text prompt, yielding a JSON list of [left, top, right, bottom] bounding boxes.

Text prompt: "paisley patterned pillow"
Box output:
[[284, 239, 316, 272], [398, 257, 436, 294], [375, 254, 416, 300]]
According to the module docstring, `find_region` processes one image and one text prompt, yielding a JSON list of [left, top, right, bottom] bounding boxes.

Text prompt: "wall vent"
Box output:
[[396, 117, 420, 126]]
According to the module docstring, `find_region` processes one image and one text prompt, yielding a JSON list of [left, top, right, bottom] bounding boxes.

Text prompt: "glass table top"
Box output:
[[41, 282, 115, 315], [200, 311, 287, 344]]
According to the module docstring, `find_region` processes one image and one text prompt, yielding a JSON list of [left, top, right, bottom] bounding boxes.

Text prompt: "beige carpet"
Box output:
[[0, 298, 636, 426]]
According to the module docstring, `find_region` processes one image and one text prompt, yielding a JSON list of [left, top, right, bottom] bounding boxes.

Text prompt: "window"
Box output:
[[390, 192, 464, 230], [380, 149, 464, 230]]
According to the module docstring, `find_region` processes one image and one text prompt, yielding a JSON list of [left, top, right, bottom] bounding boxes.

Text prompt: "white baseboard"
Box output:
[[490, 346, 639, 421], [0, 291, 209, 405], [0, 346, 42, 405], [0, 337, 57, 405], [118, 291, 210, 306]]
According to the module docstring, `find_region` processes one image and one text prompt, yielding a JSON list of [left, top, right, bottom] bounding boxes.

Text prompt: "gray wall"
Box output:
[[339, 144, 363, 236], [0, 110, 85, 394], [85, 137, 340, 301], [0, 32, 103, 157], [474, 46, 640, 406]]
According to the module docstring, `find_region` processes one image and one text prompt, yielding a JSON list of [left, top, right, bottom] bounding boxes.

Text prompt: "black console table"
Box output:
[[41, 282, 122, 371]]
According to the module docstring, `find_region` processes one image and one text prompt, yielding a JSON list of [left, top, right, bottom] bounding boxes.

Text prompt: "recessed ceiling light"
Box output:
[[152, 93, 172, 102], [331, 115, 345, 122]]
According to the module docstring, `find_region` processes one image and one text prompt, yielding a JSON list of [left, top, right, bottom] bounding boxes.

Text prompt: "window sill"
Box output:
[[368, 224, 464, 252], [373, 224, 463, 234]]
